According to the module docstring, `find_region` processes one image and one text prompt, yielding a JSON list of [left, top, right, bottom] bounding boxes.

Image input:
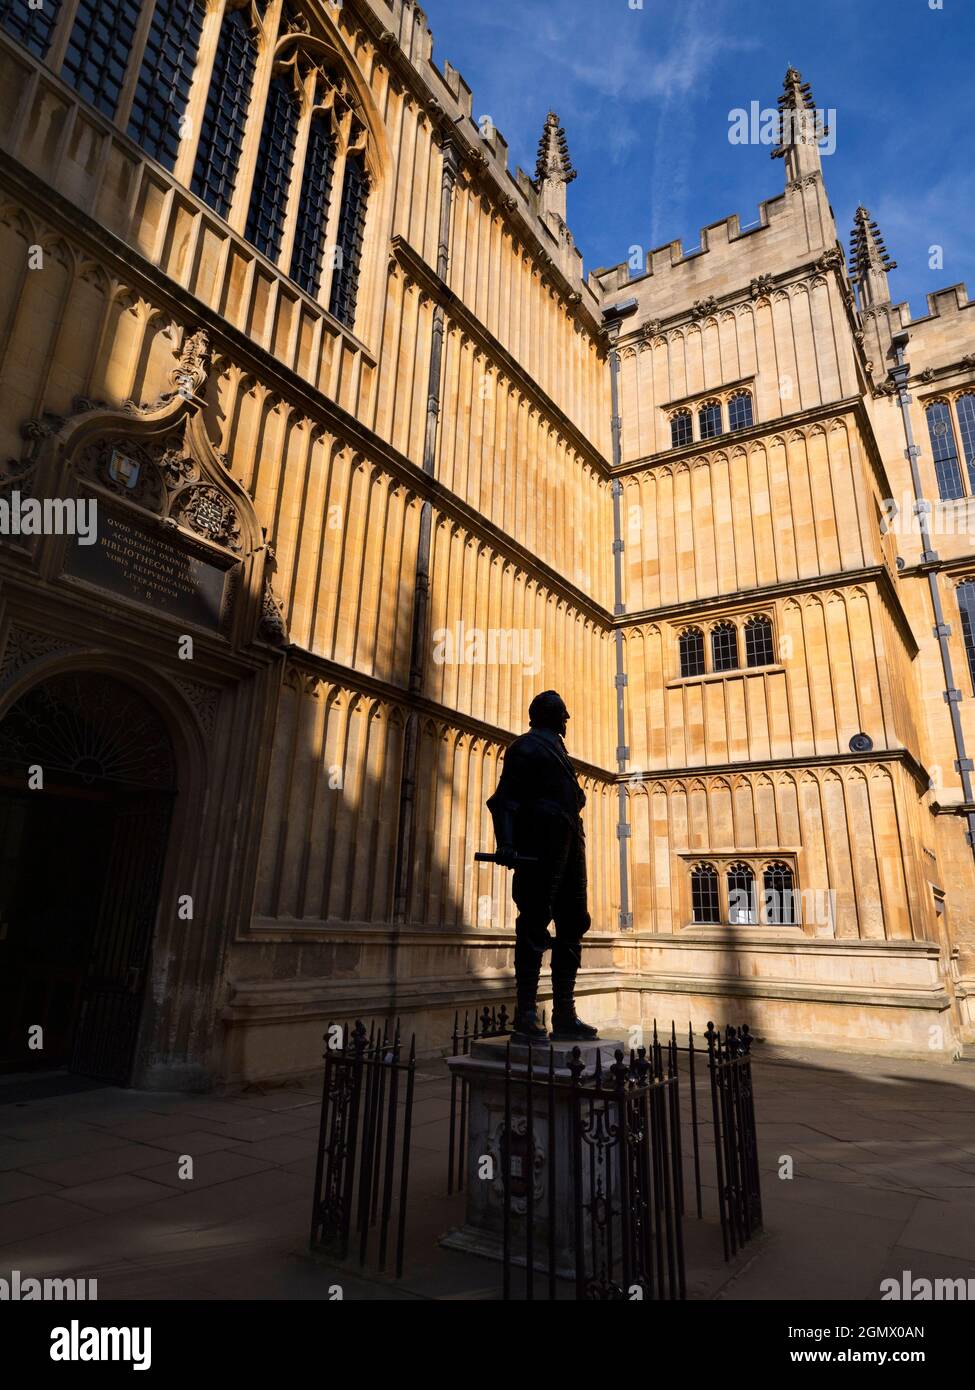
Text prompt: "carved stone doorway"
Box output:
[[0, 673, 177, 1085]]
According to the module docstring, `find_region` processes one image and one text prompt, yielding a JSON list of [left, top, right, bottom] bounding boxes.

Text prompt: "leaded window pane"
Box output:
[[763, 863, 796, 925], [956, 395, 975, 494], [744, 617, 775, 668], [698, 401, 722, 440], [670, 411, 692, 448], [710, 622, 739, 672], [728, 392, 753, 431], [727, 864, 757, 924], [190, 7, 255, 219], [61, 0, 141, 119], [289, 113, 335, 296], [244, 76, 300, 261], [127, 0, 204, 170], [958, 581, 975, 695], [926, 402, 965, 501], [679, 628, 705, 678], [691, 865, 720, 924], [0, 0, 62, 58], [329, 152, 369, 328]]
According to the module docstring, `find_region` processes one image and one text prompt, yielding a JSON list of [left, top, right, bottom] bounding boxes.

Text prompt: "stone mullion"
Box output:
[[46, 0, 82, 73], [114, 0, 159, 133], [226, 0, 283, 235], [173, 0, 228, 187]]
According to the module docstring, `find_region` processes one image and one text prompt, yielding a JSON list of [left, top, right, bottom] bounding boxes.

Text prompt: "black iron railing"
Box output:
[[448, 1016, 763, 1300], [309, 1019, 415, 1277], [447, 1004, 517, 1195]]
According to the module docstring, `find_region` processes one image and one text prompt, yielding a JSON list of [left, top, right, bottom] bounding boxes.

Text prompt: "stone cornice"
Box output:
[[281, 642, 619, 784], [612, 248, 851, 352], [624, 746, 932, 794], [614, 394, 866, 476], [619, 563, 920, 661]]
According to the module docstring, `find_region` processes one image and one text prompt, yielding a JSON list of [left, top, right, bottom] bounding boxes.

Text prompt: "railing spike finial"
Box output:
[[611, 1048, 627, 1091]]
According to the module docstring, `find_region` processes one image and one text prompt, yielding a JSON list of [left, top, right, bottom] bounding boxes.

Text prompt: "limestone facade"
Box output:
[[0, 1, 971, 1085]]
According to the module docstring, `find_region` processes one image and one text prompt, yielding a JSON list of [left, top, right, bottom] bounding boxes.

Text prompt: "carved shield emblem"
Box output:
[[108, 449, 141, 490]]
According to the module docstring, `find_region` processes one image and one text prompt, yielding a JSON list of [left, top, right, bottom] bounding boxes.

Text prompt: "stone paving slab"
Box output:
[[133, 1149, 275, 1190], [0, 1043, 973, 1300], [21, 1143, 179, 1188], [56, 1175, 176, 1214]]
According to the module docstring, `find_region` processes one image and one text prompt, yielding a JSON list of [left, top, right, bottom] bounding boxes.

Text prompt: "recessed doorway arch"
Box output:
[[0, 669, 181, 1085]]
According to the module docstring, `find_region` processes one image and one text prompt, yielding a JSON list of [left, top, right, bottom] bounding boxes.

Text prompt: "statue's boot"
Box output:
[[511, 1006, 549, 1044], [550, 982, 599, 1042], [550, 946, 599, 1041], [512, 942, 548, 1043]]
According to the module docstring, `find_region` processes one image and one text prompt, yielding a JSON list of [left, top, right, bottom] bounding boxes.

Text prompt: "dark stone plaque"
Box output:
[[64, 509, 232, 630]]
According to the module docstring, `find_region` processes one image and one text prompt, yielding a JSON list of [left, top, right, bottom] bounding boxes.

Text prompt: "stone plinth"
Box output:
[[440, 1035, 626, 1276]]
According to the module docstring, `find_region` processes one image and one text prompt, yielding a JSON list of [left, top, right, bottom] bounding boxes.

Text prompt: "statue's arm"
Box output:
[[486, 742, 530, 867]]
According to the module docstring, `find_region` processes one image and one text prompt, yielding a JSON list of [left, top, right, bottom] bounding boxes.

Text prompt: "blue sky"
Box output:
[[419, 0, 975, 317]]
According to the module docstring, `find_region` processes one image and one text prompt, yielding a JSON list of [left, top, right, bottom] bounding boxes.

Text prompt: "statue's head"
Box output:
[[529, 690, 569, 737]]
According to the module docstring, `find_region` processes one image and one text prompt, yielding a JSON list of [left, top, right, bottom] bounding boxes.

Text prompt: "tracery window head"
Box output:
[[727, 863, 757, 924], [691, 864, 720, 924], [698, 399, 722, 441], [679, 626, 706, 678], [254, 32, 373, 328], [728, 390, 754, 432], [763, 862, 797, 925], [744, 615, 775, 668], [670, 409, 692, 449], [710, 621, 739, 673]]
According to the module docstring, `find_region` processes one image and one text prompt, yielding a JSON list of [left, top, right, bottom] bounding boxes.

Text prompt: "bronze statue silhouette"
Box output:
[[486, 691, 598, 1043]]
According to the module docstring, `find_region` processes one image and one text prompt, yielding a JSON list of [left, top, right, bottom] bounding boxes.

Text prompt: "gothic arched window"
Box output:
[[958, 580, 975, 695], [728, 390, 753, 431], [191, 6, 257, 219], [763, 863, 797, 924], [290, 113, 336, 297], [956, 394, 975, 492], [744, 615, 775, 668], [679, 627, 706, 678], [670, 410, 692, 449], [727, 863, 757, 924], [245, 74, 301, 261], [698, 399, 722, 441], [691, 865, 720, 924], [710, 621, 739, 673], [0, 0, 62, 58], [329, 150, 370, 328], [61, 0, 142, 119], [925, 401, 965, 501], [127, 0, 205, 170]]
